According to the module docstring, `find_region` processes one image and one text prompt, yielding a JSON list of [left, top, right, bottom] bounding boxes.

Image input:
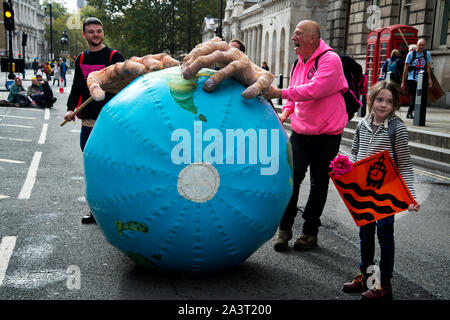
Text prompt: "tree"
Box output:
[[86, 0, 219, 59]]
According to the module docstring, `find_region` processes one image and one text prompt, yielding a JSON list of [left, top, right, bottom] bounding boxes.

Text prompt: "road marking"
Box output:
[[414, 168, 450, 181], [0, 124, 34, 129], [70, 129, 81, 133], [0, 115, 37, 120], [8, 107, 41, 112], [38, 123, 48, 144], [18, 152, 42, 199], [0, 236, 17, 286], [0, 195, 10, 199], [0, 158, 25, 164], [44, 108, 50, 120], [0, 136, 32, 142]]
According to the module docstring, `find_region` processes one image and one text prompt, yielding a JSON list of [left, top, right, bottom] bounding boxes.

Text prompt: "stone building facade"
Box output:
[[201, 0, 450, 106], [1, 0, 46, 63]]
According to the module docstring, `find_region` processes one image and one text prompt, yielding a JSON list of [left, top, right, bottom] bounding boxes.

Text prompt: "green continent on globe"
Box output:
[[116, 220, 149, 236], [152, 67, 215, 121], [125, 252, 161, 269]]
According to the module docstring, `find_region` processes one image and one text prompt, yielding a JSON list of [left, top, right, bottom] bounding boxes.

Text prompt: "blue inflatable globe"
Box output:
[[83, 66, 293, 274]]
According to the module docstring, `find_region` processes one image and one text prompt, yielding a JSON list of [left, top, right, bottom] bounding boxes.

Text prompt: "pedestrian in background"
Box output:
[[264, 20, 348, 251], [229, 39, 246, 53], [342, 80, 420, 300], [60, 58, 67, 87], [43, 61, 53, 82], [379, 49, 404, 84], [64, 17, 125, 224], [53, 61, 60, 86], [401, 39, 432, 119], [261, 61, 269, 71]]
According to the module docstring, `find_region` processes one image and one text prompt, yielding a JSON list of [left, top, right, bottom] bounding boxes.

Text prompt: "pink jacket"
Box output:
[[282, 40, 348, 135]]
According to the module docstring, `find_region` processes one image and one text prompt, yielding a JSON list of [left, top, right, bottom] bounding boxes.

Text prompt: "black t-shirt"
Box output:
[[67, 46, 125, 120]]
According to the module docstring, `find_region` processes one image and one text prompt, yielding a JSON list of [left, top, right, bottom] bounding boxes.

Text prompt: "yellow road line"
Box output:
[[414, 168, 450, 181]]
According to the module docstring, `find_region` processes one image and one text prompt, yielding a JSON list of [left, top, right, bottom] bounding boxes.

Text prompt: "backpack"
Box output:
[[408, 50, 428, 79], [355, 117, 402, 165], [291, 50, 368, 121]]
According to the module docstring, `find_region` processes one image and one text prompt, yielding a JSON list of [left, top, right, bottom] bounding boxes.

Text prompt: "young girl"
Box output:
[[342, 80, 420, 300]]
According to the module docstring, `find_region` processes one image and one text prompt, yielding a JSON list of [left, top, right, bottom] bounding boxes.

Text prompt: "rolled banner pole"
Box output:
[[60, 96, 94, 127]]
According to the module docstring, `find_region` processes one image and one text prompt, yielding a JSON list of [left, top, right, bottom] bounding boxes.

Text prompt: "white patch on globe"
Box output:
[[177, 162, 220, 203]]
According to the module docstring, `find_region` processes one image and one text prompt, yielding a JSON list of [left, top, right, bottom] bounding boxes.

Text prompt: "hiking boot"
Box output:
[[293, 233, 317, 251], [273, 229, 292, 252], [343, 273, 368, 293], [361, 278, 393, 300]]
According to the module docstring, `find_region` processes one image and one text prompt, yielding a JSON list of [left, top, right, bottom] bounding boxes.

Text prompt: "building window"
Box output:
[[433, 0, 450, 48], [400, 0, 411, 25]]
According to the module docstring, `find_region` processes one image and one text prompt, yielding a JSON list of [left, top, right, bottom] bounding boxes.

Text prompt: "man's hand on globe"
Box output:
[[181, 37, 274, 99], [87, 53, 180, 101]]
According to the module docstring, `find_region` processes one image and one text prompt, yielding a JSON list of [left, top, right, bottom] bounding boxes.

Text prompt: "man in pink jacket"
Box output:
[[265, 20, 348, 251]]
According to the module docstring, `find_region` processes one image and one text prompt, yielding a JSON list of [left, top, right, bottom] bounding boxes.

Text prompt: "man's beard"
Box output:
[[88, 38, 103, 47]]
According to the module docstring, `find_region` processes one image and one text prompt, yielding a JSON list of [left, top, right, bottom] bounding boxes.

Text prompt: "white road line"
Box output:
[[8, 107, 41, 112], [0, 236, 17, 286], [38, 123, 48, 144], [0, 158, 26, 164], [0, 195, 10, 199], [0, 115, 37, 120], [44, 108, 50, 120], [18, 152, 42, 199], [0, 124, 34, 129], [0, 136, 32, 142]]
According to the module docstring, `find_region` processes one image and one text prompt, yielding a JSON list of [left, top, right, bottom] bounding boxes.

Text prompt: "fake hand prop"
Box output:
[[181, 37, 274, 99], [87, 53, 180, 101]]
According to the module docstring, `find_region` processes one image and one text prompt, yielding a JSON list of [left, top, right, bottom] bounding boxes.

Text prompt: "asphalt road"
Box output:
[[0, 71, 449, 305]]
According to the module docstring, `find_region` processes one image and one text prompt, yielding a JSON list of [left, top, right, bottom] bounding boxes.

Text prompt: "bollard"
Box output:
[[413, 70, 428, 126], [278, 74, 283, 106]]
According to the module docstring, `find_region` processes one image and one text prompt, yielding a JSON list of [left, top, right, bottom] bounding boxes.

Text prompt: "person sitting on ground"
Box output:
[[8, 77, 31, 107], [36, 74, 57, 107], [27, 77, 48, 107]]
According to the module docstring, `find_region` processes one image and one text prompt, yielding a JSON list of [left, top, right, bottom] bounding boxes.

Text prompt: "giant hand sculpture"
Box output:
[[181, 37, 274, 99], [87, 53, 180, 101], [86, 38, 273, 101]]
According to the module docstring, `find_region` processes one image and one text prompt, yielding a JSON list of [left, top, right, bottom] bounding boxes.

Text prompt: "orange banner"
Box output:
[[330, 150, 416, 227]]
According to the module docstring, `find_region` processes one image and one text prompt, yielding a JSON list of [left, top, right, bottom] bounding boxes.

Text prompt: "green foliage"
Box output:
[[86, 0, 219, 58]]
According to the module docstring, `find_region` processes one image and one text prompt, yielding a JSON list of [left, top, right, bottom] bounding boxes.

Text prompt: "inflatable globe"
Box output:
[[83, 66, 293, 274]]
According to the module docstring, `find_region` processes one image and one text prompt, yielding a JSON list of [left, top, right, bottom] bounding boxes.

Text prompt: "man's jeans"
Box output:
[[279, 131, 341, 236], [359, 215, 395, 279]]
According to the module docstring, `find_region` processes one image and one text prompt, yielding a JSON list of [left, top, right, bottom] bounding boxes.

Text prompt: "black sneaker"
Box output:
[[81, 211, 96, 224]]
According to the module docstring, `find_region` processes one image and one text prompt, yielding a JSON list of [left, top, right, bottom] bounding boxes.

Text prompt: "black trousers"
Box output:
[[407, 80, 417, 115], [279, 131, 341, 236]]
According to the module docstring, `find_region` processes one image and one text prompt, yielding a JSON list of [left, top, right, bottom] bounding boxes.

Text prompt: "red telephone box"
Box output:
[[365, 27, 383, 87], [365, 25, 418, 105]]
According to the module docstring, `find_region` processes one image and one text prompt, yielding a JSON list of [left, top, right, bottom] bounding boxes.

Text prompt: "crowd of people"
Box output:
[[4, 15, 425, 301]]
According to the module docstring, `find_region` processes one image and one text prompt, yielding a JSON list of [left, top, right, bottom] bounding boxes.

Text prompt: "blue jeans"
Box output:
[[80, 125, 93, 152], [359, 215, 395, 279]]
